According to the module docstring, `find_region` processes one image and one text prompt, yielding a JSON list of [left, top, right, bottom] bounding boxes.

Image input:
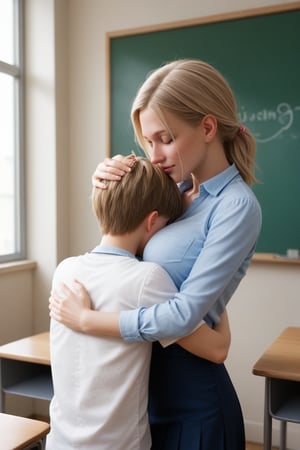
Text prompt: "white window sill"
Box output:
[[0, 260, 37, 275]]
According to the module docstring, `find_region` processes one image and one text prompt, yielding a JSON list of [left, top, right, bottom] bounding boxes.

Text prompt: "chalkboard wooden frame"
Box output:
[[105, 2, 300, 259]]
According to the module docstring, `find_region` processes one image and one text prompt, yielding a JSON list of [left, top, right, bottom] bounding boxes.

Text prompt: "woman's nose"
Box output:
[[149, 144, 165, 165]]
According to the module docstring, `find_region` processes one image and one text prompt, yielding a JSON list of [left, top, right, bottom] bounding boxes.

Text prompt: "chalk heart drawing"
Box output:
[[238, 102, 300, 143]]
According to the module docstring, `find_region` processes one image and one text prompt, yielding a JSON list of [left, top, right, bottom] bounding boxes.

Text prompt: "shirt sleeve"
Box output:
[[133, 263, 180, 347], [137, 264, 178, 309], [120, 195, 262, 342], [159, 320, 205, 348]]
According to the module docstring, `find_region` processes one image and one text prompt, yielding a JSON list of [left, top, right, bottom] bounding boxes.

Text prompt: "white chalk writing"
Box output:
[[238, 102, 300, 143]]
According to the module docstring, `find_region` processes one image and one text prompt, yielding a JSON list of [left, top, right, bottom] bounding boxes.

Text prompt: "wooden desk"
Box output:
[[253, 327, 300, 450], [0, 332, 53, 412], [0, 412, 50, 449]]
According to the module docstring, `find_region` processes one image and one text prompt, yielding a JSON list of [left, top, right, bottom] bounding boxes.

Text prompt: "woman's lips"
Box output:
[[161, 165, 174, 174]]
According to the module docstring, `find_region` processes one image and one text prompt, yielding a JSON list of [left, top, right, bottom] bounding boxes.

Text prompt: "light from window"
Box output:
[[0, 74, 14, 254], [0, 0, 24, 262], [0, 0, 14, 64]]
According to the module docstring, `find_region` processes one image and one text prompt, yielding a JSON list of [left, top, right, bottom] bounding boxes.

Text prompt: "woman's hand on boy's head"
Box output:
[[92, 154, 136, 189]]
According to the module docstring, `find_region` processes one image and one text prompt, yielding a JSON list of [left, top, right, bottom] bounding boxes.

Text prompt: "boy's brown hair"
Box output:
[[92, 156, 183, 235]]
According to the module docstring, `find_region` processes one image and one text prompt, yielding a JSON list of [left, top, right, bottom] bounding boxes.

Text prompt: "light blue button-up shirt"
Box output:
[[120, 164, 262, 342]]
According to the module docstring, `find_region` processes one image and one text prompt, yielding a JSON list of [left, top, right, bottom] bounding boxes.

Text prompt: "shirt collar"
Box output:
[[202, 164, 240, 196], [91, 245, 136, 259], [179, 164, 240, 197]]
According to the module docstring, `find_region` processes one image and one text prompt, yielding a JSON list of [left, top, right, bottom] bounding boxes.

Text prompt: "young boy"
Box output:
[[47, 156, 230, 450]]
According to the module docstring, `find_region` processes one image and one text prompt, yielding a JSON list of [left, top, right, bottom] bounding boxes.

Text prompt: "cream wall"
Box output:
[[0, 0, 299, 446]]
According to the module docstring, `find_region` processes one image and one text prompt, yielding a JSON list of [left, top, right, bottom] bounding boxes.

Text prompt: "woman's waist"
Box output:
[[152, 341, 215, 361]]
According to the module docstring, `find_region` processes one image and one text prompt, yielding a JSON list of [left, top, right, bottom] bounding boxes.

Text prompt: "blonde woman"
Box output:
[[50, 59, 262, 450]]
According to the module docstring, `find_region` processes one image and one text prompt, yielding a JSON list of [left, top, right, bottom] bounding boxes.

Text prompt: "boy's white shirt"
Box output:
[[46, 251, 179, 450]]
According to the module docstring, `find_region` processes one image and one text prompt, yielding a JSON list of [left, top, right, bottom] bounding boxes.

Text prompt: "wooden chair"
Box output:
[[0, 413, 50, 450]]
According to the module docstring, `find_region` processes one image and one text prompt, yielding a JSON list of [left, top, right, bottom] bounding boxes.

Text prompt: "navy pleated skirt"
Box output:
[[149, 342, 245, 450]]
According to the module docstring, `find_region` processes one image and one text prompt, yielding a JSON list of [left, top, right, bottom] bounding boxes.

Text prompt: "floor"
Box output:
[[246, 443, 277, 450]]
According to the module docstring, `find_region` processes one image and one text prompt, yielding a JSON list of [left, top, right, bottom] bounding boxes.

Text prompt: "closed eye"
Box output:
[[146, 137, 173, 146]]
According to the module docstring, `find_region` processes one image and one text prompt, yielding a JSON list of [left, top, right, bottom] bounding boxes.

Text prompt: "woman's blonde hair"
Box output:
[[92, 157, 183, 235], [131, 59, 256, 186]]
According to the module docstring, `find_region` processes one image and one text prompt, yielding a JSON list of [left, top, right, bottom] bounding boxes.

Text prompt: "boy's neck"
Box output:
[[100, 234, 142, 257]]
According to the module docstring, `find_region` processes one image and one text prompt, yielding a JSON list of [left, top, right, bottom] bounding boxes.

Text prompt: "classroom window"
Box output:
[[0, 0, 25, 262]]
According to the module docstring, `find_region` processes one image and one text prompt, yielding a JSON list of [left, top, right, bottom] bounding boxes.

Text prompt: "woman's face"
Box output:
[[139, 107, 210, 183]]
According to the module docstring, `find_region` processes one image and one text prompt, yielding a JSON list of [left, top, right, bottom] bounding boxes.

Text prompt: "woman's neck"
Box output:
[[192, 140, 230, 185], [183, 156, 230, 208]]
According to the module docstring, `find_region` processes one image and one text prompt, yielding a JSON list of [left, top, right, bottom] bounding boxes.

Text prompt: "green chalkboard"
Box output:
[[107, 4, 300, 254]]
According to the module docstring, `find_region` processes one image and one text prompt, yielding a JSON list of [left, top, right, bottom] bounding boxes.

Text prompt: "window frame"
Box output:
[[0, 0, 25, 263]]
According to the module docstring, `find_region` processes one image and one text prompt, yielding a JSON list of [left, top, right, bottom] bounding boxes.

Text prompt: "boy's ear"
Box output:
[[145, 211, 159, 232]]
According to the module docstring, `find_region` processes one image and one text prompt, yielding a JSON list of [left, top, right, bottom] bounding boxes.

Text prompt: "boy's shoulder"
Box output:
[[52, 255, 82, 291], [138, 260, 176, 289], [54, 255, 79, 275]]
